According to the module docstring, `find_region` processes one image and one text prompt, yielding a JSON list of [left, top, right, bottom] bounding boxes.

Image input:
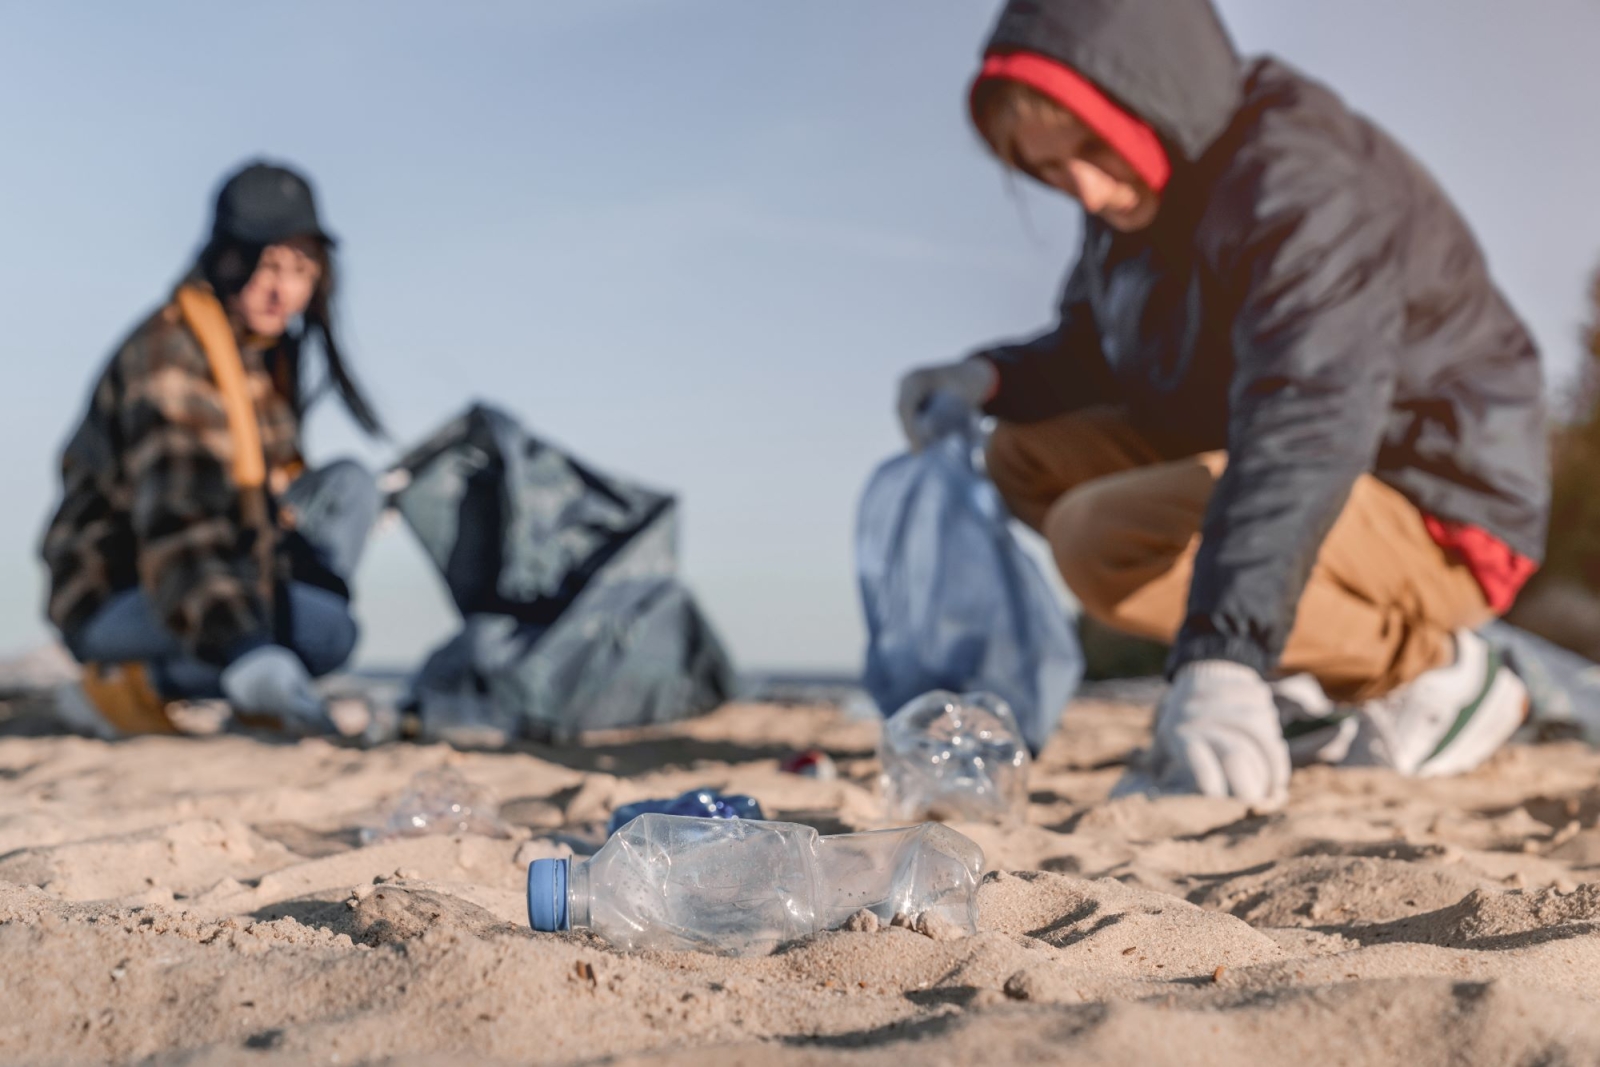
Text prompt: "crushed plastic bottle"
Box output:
[[527, 814, 983, 956], [361, 767, 513, 844], [606, 789, 764, 837], [879, 690, 1030, 824]]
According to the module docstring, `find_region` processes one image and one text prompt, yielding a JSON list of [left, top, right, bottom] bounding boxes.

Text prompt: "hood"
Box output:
[[981, 0, 1243, 165]]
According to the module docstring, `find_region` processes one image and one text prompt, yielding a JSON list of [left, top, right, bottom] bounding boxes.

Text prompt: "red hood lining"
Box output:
[[971, 51, 1172, 194]]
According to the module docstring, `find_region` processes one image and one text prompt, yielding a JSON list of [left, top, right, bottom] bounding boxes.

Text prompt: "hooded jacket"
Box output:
[[975, 0, 1548, 677]]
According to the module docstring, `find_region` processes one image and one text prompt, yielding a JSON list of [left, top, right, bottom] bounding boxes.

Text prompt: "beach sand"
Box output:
[[4, 689, 1600, 1065]]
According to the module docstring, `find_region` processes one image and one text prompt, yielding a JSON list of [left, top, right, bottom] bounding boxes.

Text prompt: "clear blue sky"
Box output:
[[2, 1, 1596, 671]]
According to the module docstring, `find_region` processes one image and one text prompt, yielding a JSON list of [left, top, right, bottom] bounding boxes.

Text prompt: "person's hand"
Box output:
[[1149, 661, 1291, 804], [221, 644, 331, 732], [895, 358, 998, 450]]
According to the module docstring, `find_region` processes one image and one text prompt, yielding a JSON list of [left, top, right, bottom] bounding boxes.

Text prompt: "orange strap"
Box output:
[[174, 285, 276, 627], [175, 286, 266, 491]]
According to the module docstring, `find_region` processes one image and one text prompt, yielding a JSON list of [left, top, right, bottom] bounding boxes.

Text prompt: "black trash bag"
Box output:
[[393, 403, 675, 622], [393, 404, 736, 742]]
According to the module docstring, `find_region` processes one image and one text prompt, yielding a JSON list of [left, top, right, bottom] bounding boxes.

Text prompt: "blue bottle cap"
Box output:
[[526, 857, 570, 932]]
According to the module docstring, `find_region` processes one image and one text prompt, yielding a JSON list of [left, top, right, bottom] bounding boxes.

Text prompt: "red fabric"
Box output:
[[972, 51, 1172, 193], [1423, 516, 1538, 614]]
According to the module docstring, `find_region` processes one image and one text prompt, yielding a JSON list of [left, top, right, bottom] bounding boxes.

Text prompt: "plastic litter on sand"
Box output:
[[605, 789, 764, 837], [528, 814, 983, 955], [361, 767, 513, 844], [779, 749, 838, 780], [880, 690, 1031, 824]]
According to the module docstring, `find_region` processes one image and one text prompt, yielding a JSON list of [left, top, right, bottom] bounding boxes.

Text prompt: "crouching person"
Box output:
[[898, 0, 1548, 801], [42, 161, 384, 734]]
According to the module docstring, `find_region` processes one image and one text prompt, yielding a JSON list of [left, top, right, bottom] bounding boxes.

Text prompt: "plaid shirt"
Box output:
[[42, 296, 304, 665]]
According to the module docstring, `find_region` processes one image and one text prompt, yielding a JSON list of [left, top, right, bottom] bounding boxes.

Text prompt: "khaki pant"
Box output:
[[988, 407, 1491, 701]]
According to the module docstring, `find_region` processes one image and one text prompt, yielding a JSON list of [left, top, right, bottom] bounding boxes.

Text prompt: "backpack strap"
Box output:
[[175, 285, 266, 491], [173, 285, 276, 626]]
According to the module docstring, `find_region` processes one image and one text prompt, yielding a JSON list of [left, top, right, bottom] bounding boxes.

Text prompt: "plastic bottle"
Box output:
[[527, 814, 983, 955], [879, 690, 1030, 824], [605, 789, 765, 837]]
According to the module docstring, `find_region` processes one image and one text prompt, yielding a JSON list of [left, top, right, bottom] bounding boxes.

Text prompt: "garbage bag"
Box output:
[[1484, 620, 1600, 744], [856, 399, 1082, 754], [394, 404, 736, 739], [393, 403, 676, 624]]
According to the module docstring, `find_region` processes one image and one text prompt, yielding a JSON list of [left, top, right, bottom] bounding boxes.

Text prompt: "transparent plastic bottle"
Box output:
[[605, 789, 764, 836], [360, 767, 512, 844], [527, 814, 983, 955], [879, 690, 1030, 824]]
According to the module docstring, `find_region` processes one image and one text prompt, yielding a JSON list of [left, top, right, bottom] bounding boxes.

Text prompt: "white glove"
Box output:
[[896, 358, 998, 450], [221, 645, 330, 731], [1149, 661, 1291, 804]]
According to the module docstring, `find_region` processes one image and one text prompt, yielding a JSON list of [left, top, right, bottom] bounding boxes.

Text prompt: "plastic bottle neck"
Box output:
[[567, 858, 592, 931]]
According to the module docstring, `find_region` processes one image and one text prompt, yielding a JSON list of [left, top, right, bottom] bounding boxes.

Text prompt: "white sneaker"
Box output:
[[1344, 630, 1528, 777], [1273, 674, 1358, 766]]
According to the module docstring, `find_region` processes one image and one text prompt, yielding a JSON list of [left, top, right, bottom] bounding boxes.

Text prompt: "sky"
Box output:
[[1, 1, 1597, 672]]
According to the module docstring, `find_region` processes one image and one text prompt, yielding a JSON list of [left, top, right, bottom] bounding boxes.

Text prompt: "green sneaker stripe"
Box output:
[[1425, 646, 1502, 764], [1281, 710, 1355, 741]]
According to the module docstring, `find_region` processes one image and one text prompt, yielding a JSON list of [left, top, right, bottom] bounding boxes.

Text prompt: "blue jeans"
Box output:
[[70, 460, 380, 698]]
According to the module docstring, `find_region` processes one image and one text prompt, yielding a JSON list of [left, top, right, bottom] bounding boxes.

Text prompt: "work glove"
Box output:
[[220, 644, 331, 733], [896, 358, 998, 450], [1148, 661, 1291, 804]]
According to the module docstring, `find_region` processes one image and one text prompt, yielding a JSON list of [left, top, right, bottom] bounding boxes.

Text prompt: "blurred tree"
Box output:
[[1078, 615, 1168, 681], [1505, 263, 1600, 659]]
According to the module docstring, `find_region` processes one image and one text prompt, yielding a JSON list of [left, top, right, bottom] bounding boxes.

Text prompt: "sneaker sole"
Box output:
[[1416, 666, 1529, 778]]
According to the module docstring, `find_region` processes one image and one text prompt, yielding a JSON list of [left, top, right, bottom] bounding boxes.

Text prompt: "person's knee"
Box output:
[[288, 586, 360, 677], [298, 615, 358, 677], [319, 457, 372, 482], [1045, 485, 1127, 622], [985, 419, 1039, 488], [986, 420, 1048, 525], [317, 459, 381, 512]]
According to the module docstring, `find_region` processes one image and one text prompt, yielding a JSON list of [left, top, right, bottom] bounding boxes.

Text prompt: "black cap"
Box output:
[[210, 161, 337, 248]]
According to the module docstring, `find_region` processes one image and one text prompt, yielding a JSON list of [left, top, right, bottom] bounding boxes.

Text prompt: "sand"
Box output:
[[4, 688, 1600, 1065]]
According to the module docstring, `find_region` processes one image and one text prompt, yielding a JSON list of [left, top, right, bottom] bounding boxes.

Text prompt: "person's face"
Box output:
[[234, 237, 323, 338], [1009, 109, 1162, 232]]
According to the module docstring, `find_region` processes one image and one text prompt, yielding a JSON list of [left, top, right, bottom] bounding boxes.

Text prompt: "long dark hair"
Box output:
[[197, 237, 385, 438]]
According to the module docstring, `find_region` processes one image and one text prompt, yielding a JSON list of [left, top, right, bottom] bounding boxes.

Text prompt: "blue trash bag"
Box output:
[[606, 789, 765, 837], [856, 395, 1083, 754]]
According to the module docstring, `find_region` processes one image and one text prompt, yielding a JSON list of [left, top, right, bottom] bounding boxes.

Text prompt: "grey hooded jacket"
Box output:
[[977, 0, 1549, 676]]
